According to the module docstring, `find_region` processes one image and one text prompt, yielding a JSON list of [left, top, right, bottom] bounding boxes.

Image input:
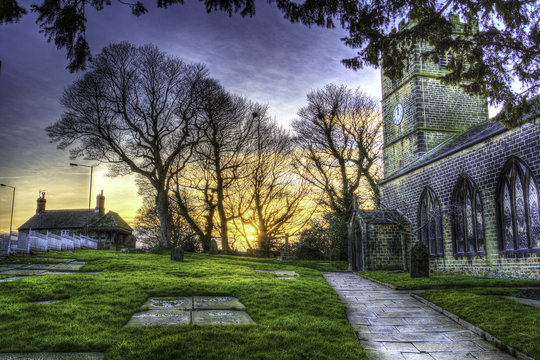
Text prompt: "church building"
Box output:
[[350, 15, 540, 280]]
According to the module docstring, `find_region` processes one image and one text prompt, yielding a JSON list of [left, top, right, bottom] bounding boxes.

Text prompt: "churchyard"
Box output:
[[0, 250, 362, 360], [1, 251, 540, 359]]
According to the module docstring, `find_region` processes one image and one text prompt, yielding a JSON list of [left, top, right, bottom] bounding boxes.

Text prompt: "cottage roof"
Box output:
[[354, 209, 410, 225], [18, 209, 97, 230], [380, 121, 507, 184], [88, 211, 132, 233]]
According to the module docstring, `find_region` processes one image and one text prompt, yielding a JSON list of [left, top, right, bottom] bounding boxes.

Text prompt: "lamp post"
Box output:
[[0, 184, 15, 237], [70, 163, 98, 235]]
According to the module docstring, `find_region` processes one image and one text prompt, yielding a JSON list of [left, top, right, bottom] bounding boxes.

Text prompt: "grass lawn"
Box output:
[[417, 288, 540, 359], [358, 270, 540, 289], [0, 251, 363, 360]]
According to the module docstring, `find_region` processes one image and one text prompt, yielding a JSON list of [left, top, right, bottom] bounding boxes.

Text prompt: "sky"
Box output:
[[0, 1, 382, 234]]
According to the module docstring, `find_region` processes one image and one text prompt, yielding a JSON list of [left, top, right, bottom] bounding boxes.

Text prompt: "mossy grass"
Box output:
[[0, 251, 364, 359], [415, 288, 540, 359], [359, 270, 540, 289]]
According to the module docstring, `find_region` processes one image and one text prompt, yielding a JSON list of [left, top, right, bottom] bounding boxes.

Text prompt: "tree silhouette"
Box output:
[[46, 42, 208, 254]]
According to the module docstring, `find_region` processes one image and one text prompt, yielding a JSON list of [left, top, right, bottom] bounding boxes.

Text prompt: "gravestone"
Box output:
[[171, 247, 184, 262], [209, 240, 219, 254], [410, 241, 429, 278]]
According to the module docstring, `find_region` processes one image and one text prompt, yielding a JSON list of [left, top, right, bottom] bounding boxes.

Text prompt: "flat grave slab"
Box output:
[[125, 310, 191, 327], [35, 300, 62, 304], [21, 264, 57, 270], [276, 276, 297, 280], [0, 269, 47, 276], [35, 258, 77, 262], [49, 262, 86, 271], [503, 296, 540, 309], [194, 296, 245, 309], [40, 271, 78, 276], [143, 297, 192, 310], [0, 264, 23, 271], [192, 310, 255, 325], [125, 296, 254, 327], [259, 270, 299, 276], [0, 276, 25, 282], [0, 353, 104, 359]]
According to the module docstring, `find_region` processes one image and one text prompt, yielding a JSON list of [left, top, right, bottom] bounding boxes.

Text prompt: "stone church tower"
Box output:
[[350, 14, 540, 280], [381, 15, 489, 178]]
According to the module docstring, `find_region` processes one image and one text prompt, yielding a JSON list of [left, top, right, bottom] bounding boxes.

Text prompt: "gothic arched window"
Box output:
[[418, 187, 444, 256], [497, 157, 540, 251], [452, 176, 485, 255]]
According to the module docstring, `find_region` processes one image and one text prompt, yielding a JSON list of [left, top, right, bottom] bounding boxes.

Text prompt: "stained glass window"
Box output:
[[497, 157, 540, 251], [452, 176, 485, 255], [419, 187, 444, 256]]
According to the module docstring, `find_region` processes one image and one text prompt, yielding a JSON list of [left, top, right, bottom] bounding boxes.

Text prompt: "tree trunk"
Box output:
[[218, 204, 229, 253], [156, 189, 171, 248], [215, 166, 229, 253]]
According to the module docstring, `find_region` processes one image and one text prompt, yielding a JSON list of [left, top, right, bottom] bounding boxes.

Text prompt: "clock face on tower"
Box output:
[[393, 103, 404, 125]]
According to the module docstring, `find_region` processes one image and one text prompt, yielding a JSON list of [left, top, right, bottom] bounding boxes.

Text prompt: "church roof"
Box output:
[[88, 211, 132, 233], [18, 209, 97, 230], [354, 209, 410, 225], [380, 121, 507, 184]]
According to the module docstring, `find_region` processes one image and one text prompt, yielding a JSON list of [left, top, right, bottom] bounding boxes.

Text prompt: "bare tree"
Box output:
[[46, 42, 207, 253], [191, 79, 256, 253], [170, 160, 218, 252], [292, 84, 383, 222], [237, 109, 312, 251], [134, 192, 199, 251]]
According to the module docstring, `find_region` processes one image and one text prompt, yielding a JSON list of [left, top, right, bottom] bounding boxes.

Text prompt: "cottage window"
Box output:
[[418, 187, 444, 256], [497, 157, 540, 251], [452, 176, 485, 255]]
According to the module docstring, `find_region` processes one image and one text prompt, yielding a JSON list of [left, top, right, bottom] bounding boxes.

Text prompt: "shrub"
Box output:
[[295, 213, 348, 260]]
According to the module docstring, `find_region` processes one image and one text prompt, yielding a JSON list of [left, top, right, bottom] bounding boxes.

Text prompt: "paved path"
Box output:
[[322, 272, 515, 360]]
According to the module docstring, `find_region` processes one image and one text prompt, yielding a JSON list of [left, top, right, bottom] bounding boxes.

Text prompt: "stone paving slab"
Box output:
[[194, 296, 245, 309], [143, 297, 193, 310], [192, 310, 255, 325], [125, 310, 191, 327], [0, 353, 104, 359], [322, 272, 517, 360]]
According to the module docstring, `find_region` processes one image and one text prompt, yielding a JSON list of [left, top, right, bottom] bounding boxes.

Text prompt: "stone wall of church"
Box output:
[[380, 123, 540, 279], [365, 223, 406, 270]]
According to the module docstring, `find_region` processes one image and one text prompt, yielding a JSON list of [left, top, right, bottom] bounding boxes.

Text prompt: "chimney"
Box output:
[[36, 191, 46, 213], [95, 190, 105, 215]]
